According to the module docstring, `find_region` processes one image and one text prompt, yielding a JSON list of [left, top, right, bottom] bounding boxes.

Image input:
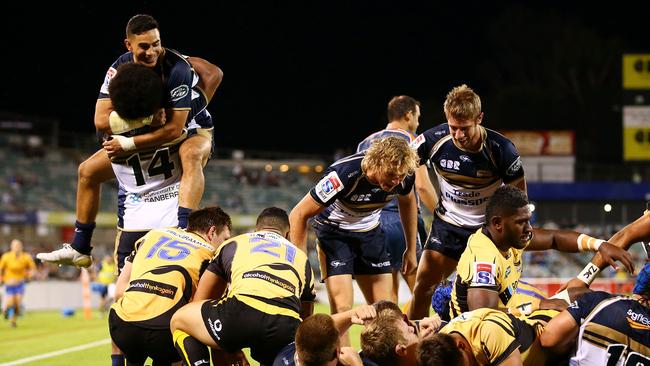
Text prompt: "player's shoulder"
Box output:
[[484, 127, 516, 147], [423, 123, 450, 140], [111, 52, 134, 68], [162, 48, 192, 70]]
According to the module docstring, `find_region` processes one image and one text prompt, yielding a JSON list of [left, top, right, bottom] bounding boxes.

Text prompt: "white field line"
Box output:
[[0, 338, 110, 366]]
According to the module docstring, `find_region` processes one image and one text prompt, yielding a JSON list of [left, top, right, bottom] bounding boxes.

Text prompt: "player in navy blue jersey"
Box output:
[[407, 84, 527, 320], [289, 136, 419, 346], [541, 261, 650, 365], [38, 14, 223, 268], [357, 95, 437, 305]]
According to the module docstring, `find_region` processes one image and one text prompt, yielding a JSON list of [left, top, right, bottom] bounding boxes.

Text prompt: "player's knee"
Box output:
[[170, 311, 185, 333]]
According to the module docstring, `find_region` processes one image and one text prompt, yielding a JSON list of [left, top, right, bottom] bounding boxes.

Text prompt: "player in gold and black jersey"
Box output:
[[448, 185, 634, 319], [108, 206, 232, 366], [171, 207, 316, 366]]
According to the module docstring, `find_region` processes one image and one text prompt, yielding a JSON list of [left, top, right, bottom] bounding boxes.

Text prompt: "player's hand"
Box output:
[[401, 249, 418, 276], [539, 298, 569, 312], [556, 277, 588, 294], [597, 242, 635, 274], [351, 304, 377, 324], [418, 313, 442, 338], [150, 108, 166, 127], [339, 347, 363, 366]]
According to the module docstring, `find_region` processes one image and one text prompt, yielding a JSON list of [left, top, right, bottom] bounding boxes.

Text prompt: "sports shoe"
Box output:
[[36, 244, 93, 268]]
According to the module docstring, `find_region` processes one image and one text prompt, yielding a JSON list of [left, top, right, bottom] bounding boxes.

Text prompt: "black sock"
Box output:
[[177, 207, 192, 229], [70, 221, 95, 255], [173, 330, 210, 366], [111, 354, 125, 366]]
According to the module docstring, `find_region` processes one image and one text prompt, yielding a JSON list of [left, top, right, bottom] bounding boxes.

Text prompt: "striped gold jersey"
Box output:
[[111, 227, 215, 328], [206, 231, 315, 320]]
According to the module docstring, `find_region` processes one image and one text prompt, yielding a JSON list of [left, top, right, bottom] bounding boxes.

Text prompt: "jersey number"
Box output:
[[145, 237, 198, 261], [250, 237, 296, 263], [126, 148, 175, 186], [606, 344, 650, 366]]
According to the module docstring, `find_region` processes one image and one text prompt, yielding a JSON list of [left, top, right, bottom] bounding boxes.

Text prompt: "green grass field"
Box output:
[[0, 303, 361, 366]]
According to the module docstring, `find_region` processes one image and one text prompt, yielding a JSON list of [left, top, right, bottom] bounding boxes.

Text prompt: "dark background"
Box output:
[[1, 1, 647, 161]]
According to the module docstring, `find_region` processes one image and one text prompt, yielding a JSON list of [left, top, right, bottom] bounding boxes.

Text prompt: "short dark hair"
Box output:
[[387, 95, 420, 122], [296, 314, 339, 366], [416, 333, 461, 366], [485, 185, 528, 222], [126, 14, 159, 37], [187, 206, 232, 234], [373, 300, 403, 316], [256, 207, 290, 232], [109, 63, 164, 120]]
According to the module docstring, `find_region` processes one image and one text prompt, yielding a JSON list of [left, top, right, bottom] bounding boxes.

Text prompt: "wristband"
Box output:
[[577, 234, 604, 252], [577, 262, 601, 285], [112, 135, 136, 151]]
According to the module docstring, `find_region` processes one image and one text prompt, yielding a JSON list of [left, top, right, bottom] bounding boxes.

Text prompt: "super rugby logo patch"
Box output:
[[410, 134, 426, 149], [472, 262, 496, 286], [315, 171, 344, 202]]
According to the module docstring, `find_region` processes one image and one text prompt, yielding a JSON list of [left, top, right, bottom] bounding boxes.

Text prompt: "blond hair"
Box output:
[[360, 310, 406, 366], [361, 136, 418, 178], [443, 84, 482, 121]]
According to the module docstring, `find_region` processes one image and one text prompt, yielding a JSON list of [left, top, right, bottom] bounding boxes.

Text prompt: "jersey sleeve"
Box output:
[[98, 54, 131, 99], [457, 244, 500, 292], [411, 125, 446, 166], [566, 291, 613, 323], [165, 61, 193, 110], [300, 259, 316, 302], [495, 138, 524, 183], [206, 241, 237, 282], [309, 167, 347, 206]]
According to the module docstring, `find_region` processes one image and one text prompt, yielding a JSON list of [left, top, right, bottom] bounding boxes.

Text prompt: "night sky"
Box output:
[[1, 1, 648, 161]]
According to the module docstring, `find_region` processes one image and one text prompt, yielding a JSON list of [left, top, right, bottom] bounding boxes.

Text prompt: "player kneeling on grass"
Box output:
[[171, 207, 316, 366], [109, 207, 232, 366]]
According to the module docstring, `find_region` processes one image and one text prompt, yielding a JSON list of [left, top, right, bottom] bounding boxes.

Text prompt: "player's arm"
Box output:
[[527, 228, 634, 274], [397, 190, 418, 275], [114, 260, 132, 301], [26, 254, 36, 280], [94, 99, 114, 133], [289, 194, 325, 253], [414, 164, 437, 214], [332, 304, 377, 333], [467, 288, 502, 311], [187, 57, 223, 103], [539, 310, 579, 355], [498, 350, 523, 366], [194, 270, 227, 301]]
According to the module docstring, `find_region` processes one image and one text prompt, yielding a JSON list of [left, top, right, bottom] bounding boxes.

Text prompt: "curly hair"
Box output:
[[443, 84, 482, 121], [485, 185, 528, 222], [417, 333, 461, 366], [108, 63, 164, 120], [361, 136, 418, 179]]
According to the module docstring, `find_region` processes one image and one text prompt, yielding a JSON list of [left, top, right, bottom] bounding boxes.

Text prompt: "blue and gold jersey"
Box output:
[[411, 124, 523, 227], [567, 291, 650, 365], [111, 227, 215, 329], [450, 229, 528, 318], [99, 48, 212, 130], [206, 231, 315, 320], [357, 128, 420, 214], [441, 308, 546, 366], [0, 251, 35, 284], [309, 153, 415, 231]]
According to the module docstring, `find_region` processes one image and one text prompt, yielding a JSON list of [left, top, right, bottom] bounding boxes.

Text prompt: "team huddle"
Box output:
[[26, 13, 650, 366]]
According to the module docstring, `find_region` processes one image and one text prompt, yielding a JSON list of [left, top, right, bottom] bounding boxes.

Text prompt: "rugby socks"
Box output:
[[70, 221, 96, 255], [177, 207, 192, 229], [110, 354, 125, 366], [173, 329, 210, 366]]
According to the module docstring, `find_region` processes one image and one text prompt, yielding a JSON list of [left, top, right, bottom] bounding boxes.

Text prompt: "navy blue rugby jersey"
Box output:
[[309, 152, 415, 231], [99, 48, 212, 130], [357, 128, 420, 214], [411, 123, 524, 227], [566, 291, 650, 365]]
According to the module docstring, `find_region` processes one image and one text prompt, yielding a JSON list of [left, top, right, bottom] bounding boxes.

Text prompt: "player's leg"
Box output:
[[177, 131, 212, 228], [170, 300, 221, 365], [355, 225, 394, 306], [409, 250, 457, 319], [323, 274, 354, 346], [380, 211, 407, 303], [37, 150, 114, 267]]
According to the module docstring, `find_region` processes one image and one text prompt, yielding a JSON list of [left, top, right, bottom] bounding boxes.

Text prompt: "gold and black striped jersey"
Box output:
[[111, 227, 215, 329], [206, 231, 315, 320]]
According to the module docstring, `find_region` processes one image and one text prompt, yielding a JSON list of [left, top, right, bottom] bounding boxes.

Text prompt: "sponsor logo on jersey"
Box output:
[[170, 85, 190, 102], [473, 262, 496, 286], [505, 266, 511, 277], [627, 309, 650, 330], [100, 67, 117, 95], [331, 260, 346, 268], [315, 171, 344, 202], [411, 134, 426, 149], [440, 159, 460, 170], [127, 279, 177, 299], [370, 260, 391, 268], [459, 155, 472, 162], [506, 157, 523, 176], [476, 170, 493, 177], [207, 317, 222, 340], [128, 193, 142, 204]]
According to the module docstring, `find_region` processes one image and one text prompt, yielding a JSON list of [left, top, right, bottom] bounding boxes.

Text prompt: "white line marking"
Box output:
[[0, 338, 110, 366]]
